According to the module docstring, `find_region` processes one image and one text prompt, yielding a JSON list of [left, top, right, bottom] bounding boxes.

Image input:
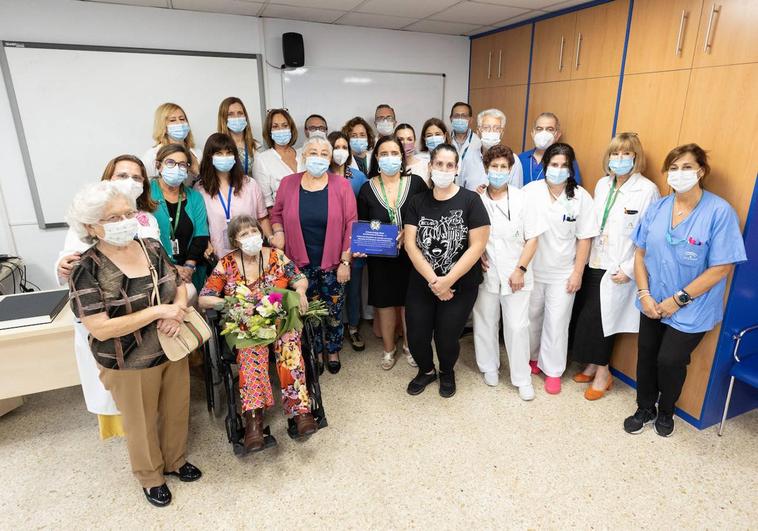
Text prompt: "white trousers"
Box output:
[[473, 288, 532, 387], [528, 281, 576, 377]]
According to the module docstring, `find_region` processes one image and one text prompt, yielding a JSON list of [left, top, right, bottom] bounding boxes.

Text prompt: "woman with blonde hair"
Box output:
[[217, 96, 259, 176], [572, 133, 660, 400], [142, 102, 200, 179]]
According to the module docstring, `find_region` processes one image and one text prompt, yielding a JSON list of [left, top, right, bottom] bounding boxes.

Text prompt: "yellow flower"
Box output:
[[280, 344, 301, 370]]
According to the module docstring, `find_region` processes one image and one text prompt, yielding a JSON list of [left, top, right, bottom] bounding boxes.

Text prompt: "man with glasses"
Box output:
[[518, 112, 583, 186], [374, 104, 396, 137], [449, 102, 481, 164]]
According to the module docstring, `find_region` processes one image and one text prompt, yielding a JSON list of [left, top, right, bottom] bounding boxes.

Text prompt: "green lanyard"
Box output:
[[378, 175, 406, 225], [600, 178, 620, 233], [168, 194, 184, 241]]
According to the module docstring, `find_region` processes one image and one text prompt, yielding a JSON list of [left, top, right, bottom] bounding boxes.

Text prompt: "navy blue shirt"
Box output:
[[518, 148, 583, 186], [299, 185, 329, 267]]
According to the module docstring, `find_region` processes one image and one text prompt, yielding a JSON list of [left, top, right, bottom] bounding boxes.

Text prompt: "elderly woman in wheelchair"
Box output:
[[199, 214, 318, 452]]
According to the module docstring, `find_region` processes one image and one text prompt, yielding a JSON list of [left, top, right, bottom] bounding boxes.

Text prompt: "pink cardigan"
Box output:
[[270, 172, 357, 270]]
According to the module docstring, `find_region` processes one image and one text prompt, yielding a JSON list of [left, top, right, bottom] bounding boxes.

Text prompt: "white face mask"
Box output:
[[110, 178, 143, 201], [101, 217, 138, 247], [239, 234, 263, 256], [431, 169, 456, 188], [533, 130, 555, 150], [376, 120, 395, 136], [308, 130, 327, 140], [332, 148, 350, 166], [480, 131, 501, 149], [667, 170, 700, 193]]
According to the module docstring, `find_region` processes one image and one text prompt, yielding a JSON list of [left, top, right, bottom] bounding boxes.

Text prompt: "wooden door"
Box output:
[[470, 87, 496, 121], [571, 0, 630, 79], [624, 0, 703, 74], [693, 0, 758, 68], [470, 34, 498, 89], [525, 81, 571, 150], [493, 25, 532, 87], [470, 85, 528, 153], [531, 13, 576, 83]]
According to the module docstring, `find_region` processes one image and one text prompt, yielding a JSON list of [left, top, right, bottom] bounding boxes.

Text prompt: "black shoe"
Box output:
[[166, 462, 202, 482], [654, 413, 675, 437], [439, 371, 456, 398], [143, 484, 172, 507], [347, 326, 365, 351], [623, 407, 657, 434], [407, 369, 437, 395], [327, 356, 341, 374]]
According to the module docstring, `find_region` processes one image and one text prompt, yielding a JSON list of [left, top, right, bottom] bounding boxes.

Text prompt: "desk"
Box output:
[[0, 305, 78, 413]]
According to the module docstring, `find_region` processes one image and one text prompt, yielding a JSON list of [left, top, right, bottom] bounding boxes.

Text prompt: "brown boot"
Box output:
[[243, 409, 265, 451], [294, 412, 318, 436]]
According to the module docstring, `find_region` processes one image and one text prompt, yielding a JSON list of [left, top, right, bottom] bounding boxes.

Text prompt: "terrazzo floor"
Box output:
[[1, 330, 757, 529]]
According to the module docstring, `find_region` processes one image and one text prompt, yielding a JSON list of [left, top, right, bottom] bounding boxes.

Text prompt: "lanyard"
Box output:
[[168, 194, 184, 240], [599, 178, 621, 233], [218, 185, 234, 222], [243, 146, 249, 175], [529, 155, 544, 183], [459, 130, 473, 162], [486, 188, 510, 220], [239, 250, 264, 286], [378, 175, 406, 225]]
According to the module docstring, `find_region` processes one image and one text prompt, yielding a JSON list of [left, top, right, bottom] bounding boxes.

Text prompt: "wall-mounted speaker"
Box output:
[[282, 32, 305, 68]]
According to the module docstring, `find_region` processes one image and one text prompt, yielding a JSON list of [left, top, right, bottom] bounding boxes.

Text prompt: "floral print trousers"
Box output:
[[236, 329, 310, 415], [302, 265, 345, 356]]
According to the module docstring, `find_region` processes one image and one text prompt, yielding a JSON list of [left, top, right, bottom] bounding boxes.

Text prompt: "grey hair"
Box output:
[[301, 136, 333, 160], [477, 108, 507, 129], [227, 214, 262, 249], [66, 181, 135, 244], [534, 112, 561, 130]]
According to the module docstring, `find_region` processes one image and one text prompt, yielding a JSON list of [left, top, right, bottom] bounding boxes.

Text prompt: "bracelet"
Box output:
[[184, 263, 197, 271], [340, 259, 351, 267], [638, 293, 652, 301], [637, 288, 650, 294], [273, 229, 284, 234]]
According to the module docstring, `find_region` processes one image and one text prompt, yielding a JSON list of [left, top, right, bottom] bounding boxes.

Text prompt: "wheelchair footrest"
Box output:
[[232, 426, 277, 456], [286, 417, 323, 440]]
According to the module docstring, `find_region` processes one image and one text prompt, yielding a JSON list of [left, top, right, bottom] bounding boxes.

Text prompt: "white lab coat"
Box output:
[[590, 173, 660, 336], [458, 147, 524, 191], [451, 130, 482, 162]]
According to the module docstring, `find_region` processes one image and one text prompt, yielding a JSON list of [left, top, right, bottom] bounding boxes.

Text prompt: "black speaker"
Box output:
[[282, 32, 305, 68]]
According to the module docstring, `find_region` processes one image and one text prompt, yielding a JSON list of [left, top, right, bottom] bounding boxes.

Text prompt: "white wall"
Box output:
[[0, 0, 469, 289]]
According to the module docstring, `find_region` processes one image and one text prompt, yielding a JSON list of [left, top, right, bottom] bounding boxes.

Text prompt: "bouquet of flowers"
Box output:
[[220, 284, 328, 349]]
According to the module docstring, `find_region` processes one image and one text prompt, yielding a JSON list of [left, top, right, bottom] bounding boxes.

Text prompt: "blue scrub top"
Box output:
[[632, 191, 747, 333], [345, 166, 368, 197], [519, 148, 583, 186]]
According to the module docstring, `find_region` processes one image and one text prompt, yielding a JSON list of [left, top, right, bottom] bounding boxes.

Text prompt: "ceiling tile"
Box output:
[[356, 0, 459, 19], [261, 4, 347, 23], [471, 0, 560, 9], [171, 0, 264, 16], [540, 0, 592, 10], [496, 9, 545, 25], [86, 0, 170, 6], [267, 0, 364, 10], [404, 19, 482, 36], [334, 12, 418, 30], [431, 2, 529, 26], [468, 25, 498, 36]]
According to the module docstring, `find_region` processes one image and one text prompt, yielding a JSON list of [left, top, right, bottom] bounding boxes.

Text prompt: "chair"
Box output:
[[718, 324, 758, 436]]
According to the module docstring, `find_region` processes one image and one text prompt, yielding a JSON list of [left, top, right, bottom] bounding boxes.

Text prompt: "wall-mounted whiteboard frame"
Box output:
[[0, 41, 266, 228]]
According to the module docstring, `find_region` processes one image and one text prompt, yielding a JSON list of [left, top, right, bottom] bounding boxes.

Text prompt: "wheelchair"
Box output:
[[203, 309, 328, 456]]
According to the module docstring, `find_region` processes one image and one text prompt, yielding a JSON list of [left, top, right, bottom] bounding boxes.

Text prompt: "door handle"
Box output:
[[675, 10, 688, 56], [487, 50, 492, 79], [703, 3, 721, 54], [558, 35, 565, 71], [575, 32, 582, 69], [498, 49, 502, 78]]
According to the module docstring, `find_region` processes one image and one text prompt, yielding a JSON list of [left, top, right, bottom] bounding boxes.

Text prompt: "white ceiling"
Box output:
[[82, 0, 591, 36]]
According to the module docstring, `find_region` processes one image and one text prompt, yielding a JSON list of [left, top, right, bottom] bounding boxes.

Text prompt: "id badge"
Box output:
[[591, 234, 608, 268], [171, 238, 180, 256], [222, 227, 229, 249]]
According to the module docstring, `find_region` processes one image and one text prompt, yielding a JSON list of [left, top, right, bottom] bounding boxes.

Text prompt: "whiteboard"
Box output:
[[282, 66, 445, 148], [1, 42, 265, 227]]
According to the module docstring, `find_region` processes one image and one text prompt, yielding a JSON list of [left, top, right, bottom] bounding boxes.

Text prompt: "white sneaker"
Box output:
[[483, 371, 499, 387], [381, 349, 397, 370], [518, 384, 535, 401], [403, 346, 417, 367]]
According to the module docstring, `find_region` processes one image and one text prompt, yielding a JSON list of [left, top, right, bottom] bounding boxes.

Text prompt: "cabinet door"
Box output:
[[470, 35, 497, 89], [470, 87, 496, 120], [624, 0, 703, 74], [693, 0, 758, 68], [525, 81, 571, 152], [470, 85, 529, 152], [531, 13, 576, 83], [616, 70, 691, 191], [571, 0, 630, 79], [493, 25, 532, 87]]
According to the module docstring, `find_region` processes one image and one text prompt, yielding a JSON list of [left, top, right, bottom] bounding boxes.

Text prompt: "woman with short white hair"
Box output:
[[67, 181, 201, 508], [271, 136, 357, 373]]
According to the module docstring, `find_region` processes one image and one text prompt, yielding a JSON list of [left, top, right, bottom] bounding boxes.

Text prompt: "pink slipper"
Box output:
[[544, 376, 561, 394], [529, 360, 541, 375]]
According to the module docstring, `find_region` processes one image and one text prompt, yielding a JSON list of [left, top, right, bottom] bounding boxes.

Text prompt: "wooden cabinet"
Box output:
[[525, 81, 571, 145], [572, 0, 629, 79], [470, 85, 528, 152], [693, 0, 758, 68], [624, 0, 703, 74], [493, 25, 532, 86], [470, 34, 498, 90], [531, 13, 576, 83]]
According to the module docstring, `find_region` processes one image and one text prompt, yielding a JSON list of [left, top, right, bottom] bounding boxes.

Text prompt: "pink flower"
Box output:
[[268, 292, 283, 304]]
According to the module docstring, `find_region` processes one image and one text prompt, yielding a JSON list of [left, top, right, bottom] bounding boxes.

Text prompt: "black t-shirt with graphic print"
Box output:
[[405, 187, 490, 288]]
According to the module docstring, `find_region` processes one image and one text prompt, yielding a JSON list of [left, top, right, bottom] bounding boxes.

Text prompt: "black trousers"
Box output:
[[405, 272, 479, 375], [636, 314, 705, 416], [573, 267, 617, 365]]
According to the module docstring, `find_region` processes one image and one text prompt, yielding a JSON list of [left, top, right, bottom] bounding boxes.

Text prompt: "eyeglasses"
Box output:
[[113, 173, 142, 182], [100, 210, 138, 224], [480, 125, 503, 133], [162, 158, 189, 171], [451, 113, 470, 120], [306, 125, 328, 132], [266, 108, 289, 114]]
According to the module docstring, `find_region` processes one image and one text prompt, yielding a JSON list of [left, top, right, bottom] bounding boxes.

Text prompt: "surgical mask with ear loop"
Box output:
[[101, 218, 139, 247], [667, 169, 700, 193], [239, 234, 263, 256]]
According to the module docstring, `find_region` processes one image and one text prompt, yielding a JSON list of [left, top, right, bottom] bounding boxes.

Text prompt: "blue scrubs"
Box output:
[[518, 148, 583, 186], [632, 191, 747, 333]]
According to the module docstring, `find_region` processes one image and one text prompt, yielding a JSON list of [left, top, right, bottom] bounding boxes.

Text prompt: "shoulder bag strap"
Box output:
[[137, 238, 161, 306]]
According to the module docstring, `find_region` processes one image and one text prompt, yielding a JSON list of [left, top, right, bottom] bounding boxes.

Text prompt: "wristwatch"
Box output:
[[340, 259, 351, 267], [674, 289, 693, 307], [518, 265, 528, 273]]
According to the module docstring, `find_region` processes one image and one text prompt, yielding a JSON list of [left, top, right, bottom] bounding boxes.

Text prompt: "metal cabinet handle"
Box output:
[[703, 3, 721, 53], [575, 32, 582, 69], [675, 10, 688, 56], [558, 35, 565, 71], [498, 49, 502, 78], [487, 50, 492, 79]]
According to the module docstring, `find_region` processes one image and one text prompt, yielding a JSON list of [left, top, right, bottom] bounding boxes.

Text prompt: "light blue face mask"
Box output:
[[545, 166, 570, 184], [167, 123, 190, 141], [378, 155, 402, 176], [212, 155, 235, 173], [305, 156, 330, 177], [350, 137, 368, 154], [451, 118, 469, 134], [488, 170, 510, 188], [227, 116, 247, 133], [425, 135, 444, 151], [609, 157, 634, 176], [161, 165, 187, 187], [271, 129, 292, 146]]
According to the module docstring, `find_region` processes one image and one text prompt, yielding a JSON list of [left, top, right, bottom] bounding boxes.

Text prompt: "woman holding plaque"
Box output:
[[357, 136, 427, 370]]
